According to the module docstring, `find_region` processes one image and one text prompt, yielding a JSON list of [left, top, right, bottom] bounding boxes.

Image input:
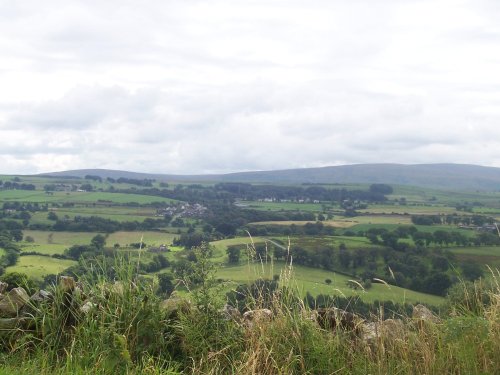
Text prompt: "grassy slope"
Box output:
[[6, 255, 77, 280], [210, 236, 444, 306], [217, 262, 444, 305]]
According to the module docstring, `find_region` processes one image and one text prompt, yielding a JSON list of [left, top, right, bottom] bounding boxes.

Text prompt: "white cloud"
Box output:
[[0, 0, 499, 174]]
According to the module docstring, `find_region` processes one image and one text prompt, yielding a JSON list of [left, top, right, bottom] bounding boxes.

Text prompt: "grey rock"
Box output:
[[30, 290, 53, 303], [219, 304, 241, 321], [243, 308, 272, 328], [80, 300, 97, 314], [412, 304, 440, 323], [0, 317, 30, 330], [59, 276, 76, 292], [160, 296, 191, 320], [0, 287, 30, 317], [316, 307, 363, 332], [361, 318, 406, 344], [0, 281, 8, 294]]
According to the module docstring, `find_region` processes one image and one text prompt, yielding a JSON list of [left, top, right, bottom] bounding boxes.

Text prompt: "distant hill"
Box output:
[[40, 163, 500, 191]]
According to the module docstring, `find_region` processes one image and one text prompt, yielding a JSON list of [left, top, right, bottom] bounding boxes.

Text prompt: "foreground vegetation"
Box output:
[[0, 248, 498, 374]]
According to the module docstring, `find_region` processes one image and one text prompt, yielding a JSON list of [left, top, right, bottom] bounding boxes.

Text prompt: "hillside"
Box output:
[[40, 163, 500, 190]]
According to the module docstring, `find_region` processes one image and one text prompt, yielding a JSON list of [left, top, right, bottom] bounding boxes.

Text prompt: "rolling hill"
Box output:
[[39, 163, 500, 190]]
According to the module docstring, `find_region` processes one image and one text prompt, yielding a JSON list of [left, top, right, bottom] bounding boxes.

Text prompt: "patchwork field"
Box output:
[[2, 175, 499, 310]]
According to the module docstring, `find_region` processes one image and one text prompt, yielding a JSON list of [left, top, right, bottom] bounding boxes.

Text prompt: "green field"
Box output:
[[0, 190, 177, 204], [449, 246, 500, 269], [29, 206, 158, 224], [6, 256, 77, 280], [449, 246, 500, 257], [249, 215, 413, 228], [210, 236, 269, 262], [21, 230, 178, 249], [237, 201, 326, 212], [217, 262, 444, 305], [107, 231, 178, 247], [359, 204, 458, 215]]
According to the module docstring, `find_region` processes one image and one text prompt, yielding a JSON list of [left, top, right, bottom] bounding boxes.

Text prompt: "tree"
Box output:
[[226, 246, 241, 264], [369, 184, 393, 194], [255, 244, 268, 261], [352, 249, 366, 268], [338, 248, 351, 269], [3, 250, 19, 266], [274, 247, 286, 260], [80, 183, 94, 192], [423, 272, 452, 296], [9, 229, 23, 242], [157, 273, 175, 297], [47, 211, 59, 221], [216, 222, 236, 237], [65, 245, 93, 260], [461, 262, 484, 281], [172, 259, 194, 280], [431, 256, 449, 271], [91, 234, 106, 250]]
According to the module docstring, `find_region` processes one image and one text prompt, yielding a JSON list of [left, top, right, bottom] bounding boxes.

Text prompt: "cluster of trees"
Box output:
[[226, 243, 277, 264], [84, 175, 103, 182], [0, 180, 36, 190], [214, 183, 390, 202], [49, 216, 168, 233], [64, 234, 108, 260], [141, 254, 170, 273], [411, 214, 495, 226], [173, 232, 211, 249], [3, 202, 48, 212], [106, 177, 155, 187], [0, 220, 23, 241], [0, 230, 22, 272], [2, 202, 48, 226], [365, 226, 500, 249]]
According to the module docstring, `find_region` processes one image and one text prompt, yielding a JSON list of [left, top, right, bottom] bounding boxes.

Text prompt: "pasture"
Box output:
[[249, 220, 354, 228], [29, 206, 159, 224], [217, 262, 444, 305], [0, 190, 177, 204], [358, 204, 458, 215], [21, 230, 178, 249], [449, 246, 500, 269], [237, 201, 326, 212], [6, 256, 77, 281]]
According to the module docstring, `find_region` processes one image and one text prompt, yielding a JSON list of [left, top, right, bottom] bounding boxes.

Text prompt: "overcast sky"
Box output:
[[1, 0, 499, 175]]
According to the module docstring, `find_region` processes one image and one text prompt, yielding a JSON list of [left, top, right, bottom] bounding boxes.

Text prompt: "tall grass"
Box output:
[[0, 242, 499, 374]]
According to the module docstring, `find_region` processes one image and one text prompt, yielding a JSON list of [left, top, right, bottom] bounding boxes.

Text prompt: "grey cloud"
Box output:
[[1, 1, 500, 174]]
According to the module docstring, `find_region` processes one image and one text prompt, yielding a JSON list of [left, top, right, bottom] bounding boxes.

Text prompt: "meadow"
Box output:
[[7, 255, 77, 281], [0, 190, 177, 204], [218, 261, 444, 305]]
